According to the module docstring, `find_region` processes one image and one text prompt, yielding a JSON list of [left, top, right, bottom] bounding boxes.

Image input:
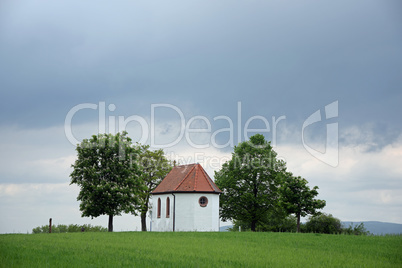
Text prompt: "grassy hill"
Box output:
[[1, 232, 401, 267]]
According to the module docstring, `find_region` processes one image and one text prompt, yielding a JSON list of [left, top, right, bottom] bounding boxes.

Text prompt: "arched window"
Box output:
[[157, 198, 161, 218], [166, 197, 170, 218]]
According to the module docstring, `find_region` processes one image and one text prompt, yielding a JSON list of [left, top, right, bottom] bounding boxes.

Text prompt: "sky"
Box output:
[[0, 0, 401, 233]]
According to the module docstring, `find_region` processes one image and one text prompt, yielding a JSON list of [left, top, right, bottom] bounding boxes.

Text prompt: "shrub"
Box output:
[[304, 213, 342, 234], [342, 222, 370, 235], [32, 224, 107, 234], [259, 215, 297, 232], [230, 210, 297, 232]]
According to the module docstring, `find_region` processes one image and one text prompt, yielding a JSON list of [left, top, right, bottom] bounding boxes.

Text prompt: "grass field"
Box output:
[[1, 232, 401, 267]]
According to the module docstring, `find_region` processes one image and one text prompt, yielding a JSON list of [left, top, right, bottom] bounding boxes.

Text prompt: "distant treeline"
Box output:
[[32, 224, 107, 234], [231, 213, 371, 235]]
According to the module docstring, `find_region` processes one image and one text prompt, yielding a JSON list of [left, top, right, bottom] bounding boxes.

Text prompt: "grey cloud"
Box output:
[[0, 0, 401, 140]]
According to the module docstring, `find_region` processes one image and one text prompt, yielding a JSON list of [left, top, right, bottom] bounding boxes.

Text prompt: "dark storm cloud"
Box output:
[[0, 0, 401, 148]]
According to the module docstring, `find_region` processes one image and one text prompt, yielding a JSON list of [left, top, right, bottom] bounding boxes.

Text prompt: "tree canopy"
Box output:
[[215, 134, 287, 231], [70, 132, 143, 232]]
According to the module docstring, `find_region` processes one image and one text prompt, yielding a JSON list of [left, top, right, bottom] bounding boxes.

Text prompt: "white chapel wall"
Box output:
[[150, 194, 173, 232], [175, 193, 220, 232], [151, 193, 220, 232]]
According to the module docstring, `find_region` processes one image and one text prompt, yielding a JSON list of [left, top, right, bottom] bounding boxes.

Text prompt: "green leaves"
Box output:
[[70, 132, 143, 230], [215, 134, 286, 231], [279, 175, 326, 232], [215, 134, 326, 232], [70, 132, 172, 232], [136, 144, 172, 231]]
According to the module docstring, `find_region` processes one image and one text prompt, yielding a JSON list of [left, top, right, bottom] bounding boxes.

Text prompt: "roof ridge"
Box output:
[[174, 164, 196, 191], [176, 163, 196, 167], [198, 164, 215, 191], [194, 164, 199, 191]]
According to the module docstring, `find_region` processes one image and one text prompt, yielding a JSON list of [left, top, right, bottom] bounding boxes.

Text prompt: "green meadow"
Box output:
[[1, 232, 401, 267]]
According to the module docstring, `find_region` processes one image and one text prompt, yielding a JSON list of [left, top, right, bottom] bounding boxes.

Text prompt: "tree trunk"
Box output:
[[141, 212, 147, 232], [296, 213, 301, 233], [251, 220, 257, 232], [108, 215, 113, 232], [140, 194, 150, 232]]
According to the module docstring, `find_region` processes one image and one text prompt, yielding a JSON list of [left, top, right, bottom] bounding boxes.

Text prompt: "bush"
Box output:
[[67, 224, 81, 233], [304, 213, 342, 234], [304, 214, 370, 235], [32, 225, 51, 234], [230, 209, 297, 232], [342, 222, 370, 235], [32, 224, 107, 234], [259, 215, 297, 232]]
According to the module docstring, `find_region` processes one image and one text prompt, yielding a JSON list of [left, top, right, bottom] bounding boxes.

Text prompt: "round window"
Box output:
[[199, 196, 208, 207]]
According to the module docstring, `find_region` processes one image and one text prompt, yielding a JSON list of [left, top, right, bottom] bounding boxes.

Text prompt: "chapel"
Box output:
[[150, 163, 221, 231]]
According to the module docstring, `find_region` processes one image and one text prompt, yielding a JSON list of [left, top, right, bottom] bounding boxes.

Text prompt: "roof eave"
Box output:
[[152, 190, 221, 195]]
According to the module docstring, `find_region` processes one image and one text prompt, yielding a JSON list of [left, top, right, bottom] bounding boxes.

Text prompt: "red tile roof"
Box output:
[[152, 163, 221, 194]]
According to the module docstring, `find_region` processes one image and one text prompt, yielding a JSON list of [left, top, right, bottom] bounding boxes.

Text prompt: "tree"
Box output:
[[70, 132, 143, 232], [137, 145, 172, 231], [279, 175, 326, 232], [215, 134, 287, 232]]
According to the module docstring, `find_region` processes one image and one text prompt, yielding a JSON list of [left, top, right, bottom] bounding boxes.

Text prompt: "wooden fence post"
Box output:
[[49, 218, 52, 233]]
